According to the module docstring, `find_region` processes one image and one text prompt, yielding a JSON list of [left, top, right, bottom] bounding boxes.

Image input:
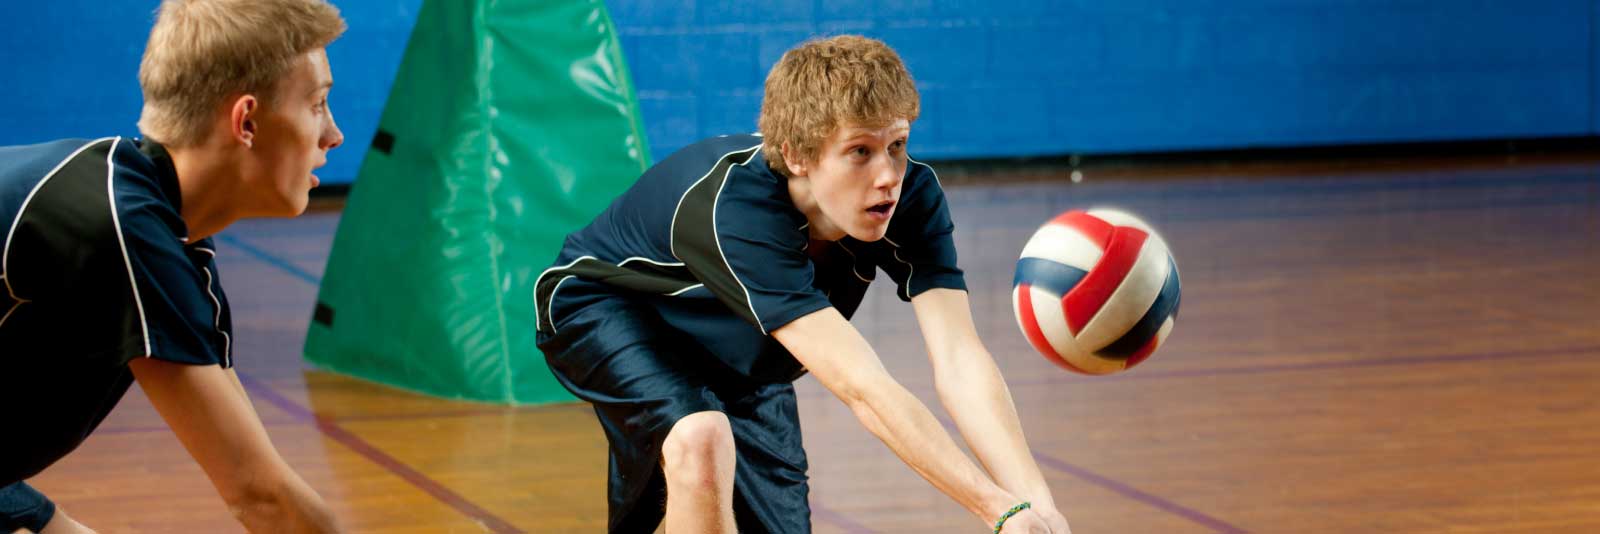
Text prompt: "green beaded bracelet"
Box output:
[[992, 501, 1032, 533]]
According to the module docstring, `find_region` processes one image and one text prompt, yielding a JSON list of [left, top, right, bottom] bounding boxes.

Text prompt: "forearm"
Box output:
[[846, 374, 1018, 524], [936, 352, 1056, 510], [130, 360, 338, 534]]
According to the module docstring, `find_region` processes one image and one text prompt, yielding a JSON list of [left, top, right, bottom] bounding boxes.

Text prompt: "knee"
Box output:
[[661, 411, 735, 488]]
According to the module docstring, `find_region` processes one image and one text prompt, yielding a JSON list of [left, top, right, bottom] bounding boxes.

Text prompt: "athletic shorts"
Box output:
[[537, 296, 812, 533], [0, 482, 55, 533]]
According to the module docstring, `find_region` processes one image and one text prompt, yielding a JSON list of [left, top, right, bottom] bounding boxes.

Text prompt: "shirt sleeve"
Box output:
[[875, 160, 966, 301], [111, 191, 231, 368], [91, 146, 233, 368]]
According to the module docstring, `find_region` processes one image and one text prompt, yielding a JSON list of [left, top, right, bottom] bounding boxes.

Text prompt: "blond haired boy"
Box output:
[[0, 1, 346, 532], [535, 35, 1072, 533]]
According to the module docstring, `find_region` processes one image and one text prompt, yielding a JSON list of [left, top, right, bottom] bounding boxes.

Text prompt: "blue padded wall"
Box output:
[[607, 0, 1597, 160], [2, 1, 421, 185], [4, 0, 1596, 177]]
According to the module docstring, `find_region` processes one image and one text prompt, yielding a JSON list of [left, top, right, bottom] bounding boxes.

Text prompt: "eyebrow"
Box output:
[[841, 130, 909, 143]]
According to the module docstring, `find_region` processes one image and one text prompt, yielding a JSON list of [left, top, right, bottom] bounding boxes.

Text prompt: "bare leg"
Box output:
[[37, 509, 96, 534], [660, 411, 736, 534]]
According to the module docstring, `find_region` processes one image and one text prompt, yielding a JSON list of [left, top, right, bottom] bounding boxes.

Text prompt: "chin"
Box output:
[[850, 225, 890, 243], [269, 193, 311, 217]]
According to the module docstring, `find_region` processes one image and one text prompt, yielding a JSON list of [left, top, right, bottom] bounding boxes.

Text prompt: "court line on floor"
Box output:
[[811, 505, 877, 533], [935, 417, 1248, 534], [235, 372, 526, 533], [221, 233, 875, 533], [217, 233, 321, 284], [1006, 344, 1600, 388]]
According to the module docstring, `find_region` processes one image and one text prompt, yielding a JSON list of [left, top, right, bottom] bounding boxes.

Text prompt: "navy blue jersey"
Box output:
[[0, 137, 232, 485], [534, 134, 964, 380]]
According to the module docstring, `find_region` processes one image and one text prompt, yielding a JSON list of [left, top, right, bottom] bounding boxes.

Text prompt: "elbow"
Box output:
[[833, 370, 903, 433], [834, 374, 875, 413], [221, 479, 286, 526], [831, 363, 897, 412]]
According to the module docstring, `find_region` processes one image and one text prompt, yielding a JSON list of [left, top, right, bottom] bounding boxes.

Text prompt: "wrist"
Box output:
[[991, 501, 1033, 533], [1027, 496, 1059, 515], [976, 489, 1021, 525]]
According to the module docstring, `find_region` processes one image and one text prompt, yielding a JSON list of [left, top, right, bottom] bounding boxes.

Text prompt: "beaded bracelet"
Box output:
[[992, 501, 1031, 533]]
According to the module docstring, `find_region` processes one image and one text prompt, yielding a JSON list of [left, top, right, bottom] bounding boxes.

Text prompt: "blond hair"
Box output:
[[758, 35, 920, 177], [137, 0, 346, 147]]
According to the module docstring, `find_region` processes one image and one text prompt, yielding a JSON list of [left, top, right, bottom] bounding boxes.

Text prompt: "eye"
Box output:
[[890, 139, 906, 152], [850, 146, 869, 158]]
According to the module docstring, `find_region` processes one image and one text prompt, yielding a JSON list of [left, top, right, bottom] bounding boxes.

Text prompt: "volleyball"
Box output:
[[1011, 209, 1181, 374]]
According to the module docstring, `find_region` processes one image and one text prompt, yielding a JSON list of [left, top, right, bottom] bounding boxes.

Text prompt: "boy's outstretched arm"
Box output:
[[774, 307, 1056, 533], [129, 359, 340, 533], [911, 287, 1072, 532]]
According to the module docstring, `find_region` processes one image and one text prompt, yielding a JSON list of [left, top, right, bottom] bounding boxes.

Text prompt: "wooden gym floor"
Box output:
[[23, 151, 1600, 533]]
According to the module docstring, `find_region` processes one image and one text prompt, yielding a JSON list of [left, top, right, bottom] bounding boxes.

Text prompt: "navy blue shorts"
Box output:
[[538, 297, 812, 534], [0, 482, 55, 532]]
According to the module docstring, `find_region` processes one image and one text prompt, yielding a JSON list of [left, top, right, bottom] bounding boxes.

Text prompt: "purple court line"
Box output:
[[811, 502, 878, 533], [96, 420, 299, 435], [935, 417, 1248, 534], [1008, 344, 1600, 388], [1029, 453, 1247, 534], [95, 424, 174, 435], [235, 373, 525, 533]]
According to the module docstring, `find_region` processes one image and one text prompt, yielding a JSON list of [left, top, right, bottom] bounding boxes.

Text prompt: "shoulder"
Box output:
[[1, 138, 118, 216], [1, 137, 179, 296], [649, 134, 765, 182], [888, 155, 953, 229], [667, 134, 793, 223], [1, 138, 160, 244], [901, 156, 947, 203]]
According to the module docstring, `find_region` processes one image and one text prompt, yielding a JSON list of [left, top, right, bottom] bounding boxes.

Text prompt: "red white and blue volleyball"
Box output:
[[1012, 209, 1181, 375]]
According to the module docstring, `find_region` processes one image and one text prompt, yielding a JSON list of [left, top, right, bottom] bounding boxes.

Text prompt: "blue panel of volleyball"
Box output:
[[1012, 209, 1181, 375]]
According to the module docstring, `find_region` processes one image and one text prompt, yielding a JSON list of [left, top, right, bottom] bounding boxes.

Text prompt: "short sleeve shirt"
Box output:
[[535, 134, 964, 381], [0, 137, 232, 485]]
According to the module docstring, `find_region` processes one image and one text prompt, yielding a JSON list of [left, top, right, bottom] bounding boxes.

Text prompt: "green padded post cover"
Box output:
[[304, 0, 651, 404]]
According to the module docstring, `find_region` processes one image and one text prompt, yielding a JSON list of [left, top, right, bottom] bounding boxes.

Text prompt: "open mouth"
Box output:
[[866, 201, 895, 217]]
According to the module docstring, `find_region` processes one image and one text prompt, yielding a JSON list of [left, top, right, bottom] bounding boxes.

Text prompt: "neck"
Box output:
[[167, 142, 244, 242], [787, 174, 845, 241]]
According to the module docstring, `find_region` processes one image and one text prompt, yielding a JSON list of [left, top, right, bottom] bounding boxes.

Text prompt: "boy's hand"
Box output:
[[1033, 506, 1072, 533]]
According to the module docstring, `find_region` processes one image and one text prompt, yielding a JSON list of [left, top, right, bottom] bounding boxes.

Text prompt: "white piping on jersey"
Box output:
[[619, 256, 685, 267], [883, 236, 914, 300], [668, 144, 763, 262], [908, 156, 944, 189], [545, 275, 576, 333], [2, 137, 116, 322], [532, 255, 595, 332], [0, 275, 19, 328], [710, 146, 767, 334], [195, 247, 232, 367], [617, 256, 703, 296], [886, 158, 944, 301], [533, 255, 701, 333], [664, 283, 704, 296], [104, 137, 154, 357], [664, 143, 766, 333], [833, 241, 874, 283]]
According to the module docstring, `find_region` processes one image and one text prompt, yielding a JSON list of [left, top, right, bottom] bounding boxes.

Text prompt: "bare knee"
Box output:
[[661, 411, 735, 491]]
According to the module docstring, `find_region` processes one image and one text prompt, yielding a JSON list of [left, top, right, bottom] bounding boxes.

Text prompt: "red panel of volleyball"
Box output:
[[1012, 209, 1181, 375]]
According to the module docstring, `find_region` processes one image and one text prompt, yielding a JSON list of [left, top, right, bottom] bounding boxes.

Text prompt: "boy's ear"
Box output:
[[781, 141, 808, 177], [228, 94, 259, 148]]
